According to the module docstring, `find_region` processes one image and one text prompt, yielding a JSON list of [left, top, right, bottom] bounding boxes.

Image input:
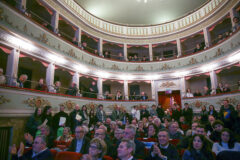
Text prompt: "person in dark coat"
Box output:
[[41, 106, 53, 129], [117, 139, 137, 160], [140, 105, 150, 119], [219, 100, 236, 130], [25, 107, 43, 137], [89, 81, 98, 98], [11, 135, 53, 160], [146, 129, 179, 160], [156, 104, 165, 120], [208, 105, 218, 119], [53, 105, 70, 135], [35, 78, 47, 91], [65, 82, 78, 96], [69, 104, 82, 133], [182, 103, 193, 125], [67, 126, 90, 154]]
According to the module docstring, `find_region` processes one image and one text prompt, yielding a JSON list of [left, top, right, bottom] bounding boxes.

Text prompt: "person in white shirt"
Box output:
[[131, 106, 140, 120], [185, 88, 194, 98], [117, 139, 136, 160], [212, 128, 240, 155], [0, 68, 6, 85]]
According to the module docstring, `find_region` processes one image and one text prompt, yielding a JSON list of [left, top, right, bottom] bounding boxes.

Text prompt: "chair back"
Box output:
[[55, 151, 82, 160]]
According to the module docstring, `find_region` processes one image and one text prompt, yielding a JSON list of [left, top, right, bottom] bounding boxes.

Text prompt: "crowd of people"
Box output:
[[10, 100, 240, 160]]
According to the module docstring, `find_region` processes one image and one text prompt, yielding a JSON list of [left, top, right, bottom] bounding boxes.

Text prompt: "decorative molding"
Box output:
[[39, 33, 48, 44], [0, 95, 10, 105], [190, 100, 210, 108], [24, 96, 51, 108], [160, 81, 176, 88], [59, 100, 76, 110]]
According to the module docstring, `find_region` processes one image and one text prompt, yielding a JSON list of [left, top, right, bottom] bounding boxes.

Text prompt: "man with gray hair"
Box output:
[[117, 138, 136, 160], [121, 124, 145, 159]]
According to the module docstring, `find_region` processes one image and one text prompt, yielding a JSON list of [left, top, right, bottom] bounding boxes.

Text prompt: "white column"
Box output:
[[75, 27, 81, 46], [180, 77, 186, 97], [176, 38, 182, 57], [17, 0, 27, 12], [98, 38, 103, 57], [123, 43, 128, 61], [203, 27, 211, 48], [210, 70, 218, 92], [51, 11, 59, 33], [124, 80, 129, 100], [72, 72, 79, 88], [149, 43, 153, 61], [46, 62, 55, 89], [6, 48, 19, 85], [151, 80, 156, 100], [97, 77, 103, 99], [230, 8, 239, 28]]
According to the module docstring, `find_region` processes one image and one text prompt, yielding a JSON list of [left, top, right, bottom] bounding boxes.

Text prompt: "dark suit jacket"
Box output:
[[67, 137, 90, 154], [146, 143, 179, 160], [12, 148, 53, 160]]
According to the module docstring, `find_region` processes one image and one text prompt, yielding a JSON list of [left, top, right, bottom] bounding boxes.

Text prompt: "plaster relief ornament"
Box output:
[[23, 24, 27, 33], [85, 102, 98, 113], [89, 58, 96, 66], [189, 58, 198, 65], [160, 81, 176, 88], [39, 33, 48, 44], [135, 65, 144, 71], [59, 100, 76, 110], [68, 49, 77, 58], [216, 97, 239, 106], [24, 96, 50, 108], [0, 95, 10, 105], [190, 100, 209, 108], [111, 64, 120, 70]]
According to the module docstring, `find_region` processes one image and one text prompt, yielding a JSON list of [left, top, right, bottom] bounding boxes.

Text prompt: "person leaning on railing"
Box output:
[[0, 68, 6, 85]]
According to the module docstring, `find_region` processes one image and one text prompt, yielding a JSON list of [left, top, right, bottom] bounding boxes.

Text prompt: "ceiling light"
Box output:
[[96, 71, 111, 78], [8, 37, 36, 51], [47, 54, 66, 64], [73, 64, 89, 73], [201, 64, 217, 72], [228, 52, 240, 62]]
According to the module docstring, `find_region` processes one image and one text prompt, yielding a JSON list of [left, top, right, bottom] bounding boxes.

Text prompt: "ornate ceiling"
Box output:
[[76, 0, 208, 25]]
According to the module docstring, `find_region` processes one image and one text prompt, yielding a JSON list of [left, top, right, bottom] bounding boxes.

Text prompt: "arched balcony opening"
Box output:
[[58, 16, 77, 43], [209, 14, 232, 46], [152, 41, 177, 61], [26, 0, 52, 30], [79, 76, 98, 98], [18, 54, 47, 89], [81, 32, 99, 55], [127, 45, 149, 62], [54, 67, 72, 94], [216, 65, 240, 92], [234, 1, 240, 15], [0, 46, 10, 74], [181, 31, 205, 56], [103, 41, 124, 61], [102, 79, 124, 100], [185, 74, 211, 97], [128, 81, 151, 100]]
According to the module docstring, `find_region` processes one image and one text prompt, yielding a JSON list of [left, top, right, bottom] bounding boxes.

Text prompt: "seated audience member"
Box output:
[[67, 126, 90, 154], [104, 91, 112, 100], [88, 138, 107, 160], [128, 56, 133, 61], [35, 78, 47, 91], [103, 51, 111, 58], [11, 135, 53, 160], [194, 43, 202, 53], [117, 139, 136, 160], [216, 82, 224, 94], [25, 107, 43, 137], [193, 89, 202, 97], [136, 121, 145, 138], [208, 105, 218, 119], [182, 134, 214, 160], [203, 86, 211, 96], [212, 128, 240, 155], [118, 52, 124, 61], [153, 118, 164, 130], [39, 125, 55, 148], [215, 34, 224, 44], [56, 127, 73, 142], [209, 120, 224, 142], [232, 17, 240, 32], [146, 129, 179, 160], [140, 91, 148, 100], [223, 83, 231, 93], [53, 81, 61, 93], [0, 68, 6, 85], [147, 123, 157, 139], [113, 129, 124, 145], [185, 88, 194, 97], [94, 128, 115, 157], [132, 55, 139, 61], [115, 90, 123, 100], [200, 105, 208, 124], [130, 91, 137, 100], [122, 125, 145, 159], [142, 56, 148, 61], [205, 115, 216, 134], [168, 122, 183, 140], [18, 74, 28, 88], [196, 124, 213, 148], [80, 154, 92, 160], [65, 82, 78, 96]]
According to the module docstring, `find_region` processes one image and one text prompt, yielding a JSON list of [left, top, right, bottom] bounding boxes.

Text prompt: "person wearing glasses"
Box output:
[[88, 138, 107, 160], [67, 126, 90, 154]]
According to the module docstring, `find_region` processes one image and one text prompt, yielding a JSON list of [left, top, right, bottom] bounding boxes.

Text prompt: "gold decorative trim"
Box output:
[[0, 95, 10, 104], [24, 96, 50, 108], [160, 81, 176, 88], [59, 100, 76, 110], [190, 100, 209, 108]]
